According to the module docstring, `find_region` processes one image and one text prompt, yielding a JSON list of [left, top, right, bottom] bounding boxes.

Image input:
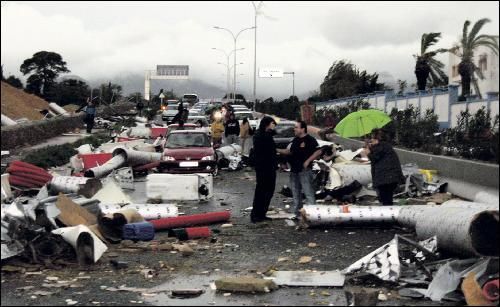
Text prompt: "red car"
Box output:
[[159, 130, 217, 174]]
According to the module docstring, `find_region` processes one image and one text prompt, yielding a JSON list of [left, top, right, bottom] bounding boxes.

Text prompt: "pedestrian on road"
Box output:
[[224, 112, 240, 145], [239, 117, 253, 157], [319, 111, 337, 141], [82, 98, 97, 134], [362, 128, 404, 205], [210, 117, 225, 147], [250, 116, 278, 223], [278, 121, 323, 219]]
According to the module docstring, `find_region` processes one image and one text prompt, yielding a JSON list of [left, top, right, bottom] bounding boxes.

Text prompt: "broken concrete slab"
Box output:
[[269, 271, 345, 287], [298, 256, 313, 264], [214, 277, 278, 293]]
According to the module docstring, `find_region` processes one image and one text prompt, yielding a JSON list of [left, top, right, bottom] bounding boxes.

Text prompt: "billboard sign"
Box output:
[[157, 65, 189, 77], [259, 68, 284, 78]]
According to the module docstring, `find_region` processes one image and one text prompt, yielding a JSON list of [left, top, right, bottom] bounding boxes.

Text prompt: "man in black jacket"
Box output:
[[250, 116, 278, 223], [224, 112, 240, 145], [363, 128, 404, 205]]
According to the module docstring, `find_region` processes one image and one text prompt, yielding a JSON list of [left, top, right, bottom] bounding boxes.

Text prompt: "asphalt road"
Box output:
[[1, 168, 459, 306]]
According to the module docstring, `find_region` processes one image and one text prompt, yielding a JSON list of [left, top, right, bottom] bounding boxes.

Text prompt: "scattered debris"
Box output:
[[298, 256, 313, 264], [269, 271, 345, 287], [214, 277, 278, 293]]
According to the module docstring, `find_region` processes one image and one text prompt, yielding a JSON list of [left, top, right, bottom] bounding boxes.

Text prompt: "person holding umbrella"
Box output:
[[362, 128, 404, 205]]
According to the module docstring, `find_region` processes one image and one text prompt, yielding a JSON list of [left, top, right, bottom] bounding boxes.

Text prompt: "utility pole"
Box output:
[[284, 71, 295, 100]]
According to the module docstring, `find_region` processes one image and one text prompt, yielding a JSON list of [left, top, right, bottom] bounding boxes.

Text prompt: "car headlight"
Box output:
[[163, 156, 176, 161], [201, 155, 213, 161]]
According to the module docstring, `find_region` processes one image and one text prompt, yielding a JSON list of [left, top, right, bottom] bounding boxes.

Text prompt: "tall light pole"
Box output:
[[212, 47, 244, 99], [252, 2, 263, 109], [214, 26, 255, 103], [284, 71, 295, 100], [217, 61, 244, 98]]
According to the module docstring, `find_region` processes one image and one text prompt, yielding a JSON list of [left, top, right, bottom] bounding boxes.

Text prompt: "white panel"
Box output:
[[450, 103, 465, 128], [421, 96, 433, 112], [408, 98, 419, 109], [435, 94, 449, 123]]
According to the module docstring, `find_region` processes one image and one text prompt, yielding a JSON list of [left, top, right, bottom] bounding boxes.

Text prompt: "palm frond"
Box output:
[[467, 18, 491, 46], [472, 39, 500, 55], [461, 20, 471, 48], [421, 32, 442, 54], [428, 58, 445, 69]]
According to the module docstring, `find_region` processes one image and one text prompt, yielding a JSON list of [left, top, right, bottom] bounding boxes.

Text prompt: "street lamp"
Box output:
[[212, 47, 245, 98], [217, 61, 244, 97], [214, 26, 255, 103]]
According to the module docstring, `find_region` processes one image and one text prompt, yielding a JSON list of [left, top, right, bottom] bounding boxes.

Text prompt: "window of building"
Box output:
[[479, 54, 488, 73]]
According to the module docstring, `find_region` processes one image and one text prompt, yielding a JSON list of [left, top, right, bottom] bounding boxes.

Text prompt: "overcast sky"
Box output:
[[1, 1, 499, 100]]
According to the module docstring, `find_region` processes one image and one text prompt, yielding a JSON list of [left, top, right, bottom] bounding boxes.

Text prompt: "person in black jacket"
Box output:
[[363, 128, 404, 205], [224, 112, 240, 145], [250, 116, 278, 223]]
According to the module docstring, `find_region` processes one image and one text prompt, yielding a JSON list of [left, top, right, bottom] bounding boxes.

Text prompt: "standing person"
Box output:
[[83, 98, 97, 134], [250, 116, 278, 223], [319, 111, 337, 141], [224, 112, 240, 145], [172, 101, 185, 124], [210, 116, 225, 147], [363, 128, 404, 205], [136, 100, 145, 117], [239, 117, 252, 157], [278, 121, 323, 219]]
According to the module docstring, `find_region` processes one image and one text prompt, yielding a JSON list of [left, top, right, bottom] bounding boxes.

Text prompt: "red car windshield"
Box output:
[[166, 133, 211, 148]]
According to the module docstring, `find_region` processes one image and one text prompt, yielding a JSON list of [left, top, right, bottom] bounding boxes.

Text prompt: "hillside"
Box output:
[[1, 81, 50, 120]]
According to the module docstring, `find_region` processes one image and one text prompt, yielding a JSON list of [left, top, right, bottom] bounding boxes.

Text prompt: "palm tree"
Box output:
[[450, 18, 499, 100], [414, 33, 448, 91]]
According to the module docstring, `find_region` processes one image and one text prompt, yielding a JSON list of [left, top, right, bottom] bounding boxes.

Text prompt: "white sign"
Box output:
[[259, 68, 284, 78]]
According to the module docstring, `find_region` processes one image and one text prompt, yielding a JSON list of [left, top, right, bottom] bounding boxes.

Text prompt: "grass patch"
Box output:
[[23, 134, 111, 169]]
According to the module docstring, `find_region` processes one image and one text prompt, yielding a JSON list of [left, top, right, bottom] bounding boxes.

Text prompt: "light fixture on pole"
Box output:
[[214, 26, 255, 103], [212, 47, 245, 98]]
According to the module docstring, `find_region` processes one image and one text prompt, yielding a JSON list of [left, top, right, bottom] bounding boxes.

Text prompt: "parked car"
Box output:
[[162, 102, 190, 123], [167, 123, 197, 134], [234, 111, 258, 129], [187, 116, 211, 135], [231, 104, 249, 111], [159, 130, 217, 174]]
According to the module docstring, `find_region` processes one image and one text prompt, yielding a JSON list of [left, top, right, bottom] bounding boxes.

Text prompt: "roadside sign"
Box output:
[[259, 68, 284, 78]]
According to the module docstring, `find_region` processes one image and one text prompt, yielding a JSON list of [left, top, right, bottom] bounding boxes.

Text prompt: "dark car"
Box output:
[[273, 121, 296, 149], [159, 130, 217, 174]]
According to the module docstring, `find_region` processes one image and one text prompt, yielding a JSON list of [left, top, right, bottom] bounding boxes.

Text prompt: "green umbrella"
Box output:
[[334, 109, 391, 138]]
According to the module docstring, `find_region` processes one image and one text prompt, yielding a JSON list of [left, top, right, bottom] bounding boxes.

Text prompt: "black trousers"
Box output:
[[251, 168, 276, 221], [377, 183, 398, 205], [85, 115, 95, 133]]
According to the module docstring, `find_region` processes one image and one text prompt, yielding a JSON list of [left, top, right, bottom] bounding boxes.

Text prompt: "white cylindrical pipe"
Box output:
[[49, 176, 102, 197], [122, 204, 178, 220], [112, 147, 162, 166], [414, 207, 498, 257], [48, 102, 69, 116], [474, 191, 500, 207], [1, 114, 18, 126], [77, 144, 93, 155], [85, 153, 127, 178], [326, 163, 372, 190], [135, 116, 148, 123], [301, 205, 401, 227]]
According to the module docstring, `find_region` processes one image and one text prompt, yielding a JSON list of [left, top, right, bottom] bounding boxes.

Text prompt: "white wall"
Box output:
[[421, 96, 433, 113], [450, 100, 499, 128], [435, 94, 449, 123]]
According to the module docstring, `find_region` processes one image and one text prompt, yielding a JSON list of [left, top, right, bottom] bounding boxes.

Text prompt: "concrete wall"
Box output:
[[330, 134, 499, 189], [316, 85, 499, 129]]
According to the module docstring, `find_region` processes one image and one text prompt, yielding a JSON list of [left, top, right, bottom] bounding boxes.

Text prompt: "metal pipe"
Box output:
[[301, 205, 400, 227], [112, 147, 162, 166]]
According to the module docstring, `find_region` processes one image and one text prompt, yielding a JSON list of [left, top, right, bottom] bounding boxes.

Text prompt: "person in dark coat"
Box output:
[[363, 128, 404, 205], [250, 116, 278, 223]]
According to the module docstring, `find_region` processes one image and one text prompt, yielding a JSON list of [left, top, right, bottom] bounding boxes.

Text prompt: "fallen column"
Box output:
[[48, 102, 70, 117], [98, 203, 178, 220], [150, 211, 231, 231], [49, 176, 102, 198], [325, 162, 372, 190], [84, 153, 126, 178], [1, 113, 18, 126], [301, 205, 400, 227]]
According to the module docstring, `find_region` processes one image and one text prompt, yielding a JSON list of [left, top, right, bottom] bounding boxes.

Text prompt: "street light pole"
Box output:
[[212, 47, 244, 101], [284, 71, 295, 101], [214, 26, 255, 103]]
